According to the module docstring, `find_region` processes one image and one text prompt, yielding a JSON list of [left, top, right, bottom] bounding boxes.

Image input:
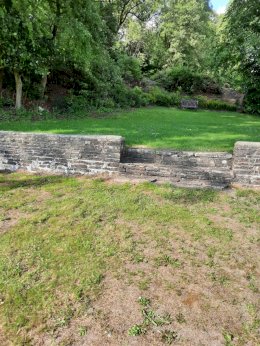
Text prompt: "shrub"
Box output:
[[146, 87, 181, 107], [117, 54, 142, 86], [243, 85, 260, 116], [110, 84, 148, 108], [65, 95, 90, 114], [196, 96, 237, 111], [0, 96, 14, 108], [130, 86, 149, 107], [154, 66, 221, 94]]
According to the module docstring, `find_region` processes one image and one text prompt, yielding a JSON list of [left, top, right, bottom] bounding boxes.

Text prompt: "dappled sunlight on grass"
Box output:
[[0, 107, 259, 151]]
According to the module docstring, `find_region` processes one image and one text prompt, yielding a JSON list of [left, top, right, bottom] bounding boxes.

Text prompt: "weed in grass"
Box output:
[[154, 254, 181, 268], [246, 303, 258, 317], [55, 307, 75, 329], [161, 330, 178, 344], [246, 274, 259, 293], [87, 273, 104, 287], [205, 258, 215, 267], [138, 297, 151, 307], [128, 324, 146, 336], [129, 298, 173, 338], [138, 278, 151, 290], [132, 253, 145, 263], [79, 326, 88, 336], [176, 312, 186, 324], [223, 331, 234, 346], [207, 246, 217, 258], [142, 309, 172, 327], [210, 272, 230, 286]]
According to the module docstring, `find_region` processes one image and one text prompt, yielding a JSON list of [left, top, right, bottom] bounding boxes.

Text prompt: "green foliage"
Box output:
[[146, 87, 181, 107], [154, 255, 181, 268], [117, 54, 142, 85], [0, 96, 14, 108], [129, 297, 172, 337], [138, 297, 151, 307], [0, 0, 258, 114], [221, 0, 260, 114], [119, 0, 216, 74], [243, 84, 260, 116], [0, 0, 47, 74], [111, 85, 148, 108], [154, 67, 221, 94], [223, 331, 234, 346], [196, 96, 237, 111], [128, 324, 145, 336], [155, 0, 215, 69]]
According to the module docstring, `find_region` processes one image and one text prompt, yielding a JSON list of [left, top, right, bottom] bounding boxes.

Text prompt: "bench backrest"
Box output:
[[181, 99, 198, 109]]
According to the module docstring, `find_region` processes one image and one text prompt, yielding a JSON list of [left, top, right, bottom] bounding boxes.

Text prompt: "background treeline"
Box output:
[[0, 0, 259, 115]]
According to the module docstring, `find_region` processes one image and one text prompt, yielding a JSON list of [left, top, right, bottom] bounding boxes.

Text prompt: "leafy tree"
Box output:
[[0, 0, 49, 108], [103, 0, 158, 33], [222, 0, 260, 114], [0, 0, 115, 108], [118, 0, 216, 74], [158, 0, 214, 69]]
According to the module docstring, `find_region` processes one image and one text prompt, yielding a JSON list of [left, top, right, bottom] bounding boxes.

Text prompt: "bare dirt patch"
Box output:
[[0, 325, 11, 346], [35, 219, 259, 346], [0, 209, 26, 235], [1, 174, 259, 346]]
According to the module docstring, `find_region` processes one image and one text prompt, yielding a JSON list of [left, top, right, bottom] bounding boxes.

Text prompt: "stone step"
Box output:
[[119, 162, 233, 189]]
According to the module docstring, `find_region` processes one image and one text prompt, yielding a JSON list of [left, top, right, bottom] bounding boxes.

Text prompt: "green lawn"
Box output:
[[0, 173, 259, 345], [0, 107, 259, 151]]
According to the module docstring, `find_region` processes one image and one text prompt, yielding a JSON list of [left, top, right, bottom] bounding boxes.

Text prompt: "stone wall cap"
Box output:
[[129, 147, 231, 156], [0, 131, 124, 141], [235, 141, 260, 147]]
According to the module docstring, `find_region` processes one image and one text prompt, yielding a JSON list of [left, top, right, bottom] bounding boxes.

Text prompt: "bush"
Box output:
[[117, 54, 142, 86], [146, 87, 181, 107], [65, 95, 90, 114], [196, 96, 237, 111], [243, 85, 260, 116], [154, 66, 221, 94], [130, 86, 149, 107], [0, 96, 14, 108], [111, 85, 148, 108]]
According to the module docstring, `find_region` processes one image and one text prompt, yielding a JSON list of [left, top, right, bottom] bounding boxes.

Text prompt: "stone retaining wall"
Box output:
[[0, 131, 124, 175], [233, 141, 260, 186], [0, 131, 259, 188], [120, 148, 233, 188]]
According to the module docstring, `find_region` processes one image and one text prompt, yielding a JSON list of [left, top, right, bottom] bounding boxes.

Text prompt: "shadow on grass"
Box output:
[[0, 171, 64, 192], [157, 186, 219, 204], [0, 108, 259, 151]]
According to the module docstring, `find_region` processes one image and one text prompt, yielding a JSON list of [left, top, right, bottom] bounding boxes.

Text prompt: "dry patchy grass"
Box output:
[[0, 173, 259, 345]]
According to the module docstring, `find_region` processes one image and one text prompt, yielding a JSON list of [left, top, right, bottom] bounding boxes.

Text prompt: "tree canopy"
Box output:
[[0, 0, 259, 114]]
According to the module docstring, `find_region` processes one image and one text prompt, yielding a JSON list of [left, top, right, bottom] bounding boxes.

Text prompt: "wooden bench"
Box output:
[[181, 99, 198, 110]]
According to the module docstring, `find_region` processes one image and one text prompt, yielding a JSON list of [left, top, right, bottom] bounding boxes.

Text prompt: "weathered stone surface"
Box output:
[[0, 132, 259, 188], [120, 148, 234, 188], [233, 141, 260, 186], [0, 131, 124, 175]]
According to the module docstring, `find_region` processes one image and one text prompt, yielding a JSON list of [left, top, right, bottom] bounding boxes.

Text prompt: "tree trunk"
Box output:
[[0, 69, 4, 95], [40, 74, 48, 98], [14, 70, 23, 109]]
